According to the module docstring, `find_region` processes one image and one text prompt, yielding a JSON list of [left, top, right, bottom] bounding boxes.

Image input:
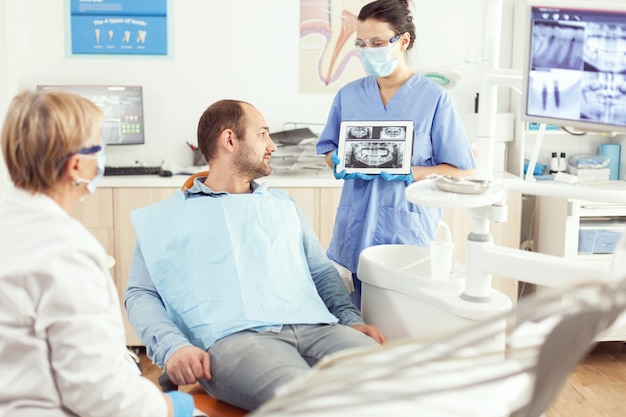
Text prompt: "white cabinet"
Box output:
[[69, 188, 116, 281], [113, 188, 178, 345], [70, 188, 115, 263], [535, 196, 626, 263], [535, 195, 626, 341]]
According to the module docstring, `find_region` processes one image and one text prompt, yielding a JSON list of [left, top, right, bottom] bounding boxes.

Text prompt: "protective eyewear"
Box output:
[[76, 144, 103, 155], [354, 33, 401, 49], [58, 143, 104, 173]]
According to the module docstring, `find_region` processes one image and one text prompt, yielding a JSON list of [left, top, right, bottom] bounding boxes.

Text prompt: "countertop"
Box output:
[[100, 167, 342, 188], [100, 170, 523, 189]]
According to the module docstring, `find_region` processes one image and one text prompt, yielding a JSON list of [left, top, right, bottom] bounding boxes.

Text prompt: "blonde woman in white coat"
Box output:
[[0, 90, 195, 417]]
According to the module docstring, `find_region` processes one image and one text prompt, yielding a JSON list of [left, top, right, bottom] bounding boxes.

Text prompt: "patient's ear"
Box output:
[[220, 129, 236, 153]]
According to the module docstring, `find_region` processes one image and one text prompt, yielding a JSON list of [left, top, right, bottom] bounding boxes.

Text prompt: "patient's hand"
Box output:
[[351, 324, 387, 345], [165, 345, 212, 386]]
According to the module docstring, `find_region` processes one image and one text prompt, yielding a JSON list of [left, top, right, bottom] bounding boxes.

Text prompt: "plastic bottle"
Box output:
[[550, 152, 559, 174], [559, 152, 567, 172]]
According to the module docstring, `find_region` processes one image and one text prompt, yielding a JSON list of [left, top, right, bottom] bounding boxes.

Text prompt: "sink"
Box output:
[[357, 244, 511, 341]]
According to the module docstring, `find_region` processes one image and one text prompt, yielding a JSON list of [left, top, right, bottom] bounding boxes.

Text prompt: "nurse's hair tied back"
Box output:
[[358, 0, 416, 51]]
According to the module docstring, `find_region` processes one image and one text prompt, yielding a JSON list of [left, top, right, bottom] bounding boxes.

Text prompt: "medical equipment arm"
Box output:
[[125, 243, 194, 367], [295, 204, 364, 326]]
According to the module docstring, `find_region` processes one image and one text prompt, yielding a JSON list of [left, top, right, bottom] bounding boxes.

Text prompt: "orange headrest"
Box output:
[[182, 170, 209, 191]]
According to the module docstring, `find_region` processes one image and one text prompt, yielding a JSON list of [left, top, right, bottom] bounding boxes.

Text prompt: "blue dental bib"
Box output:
[[131, 188, 338, 349]]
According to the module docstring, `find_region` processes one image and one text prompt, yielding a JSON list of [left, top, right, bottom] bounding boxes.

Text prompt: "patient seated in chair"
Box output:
[[124, 99, 385, 412]]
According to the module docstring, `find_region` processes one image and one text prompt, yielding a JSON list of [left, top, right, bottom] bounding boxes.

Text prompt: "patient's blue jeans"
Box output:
[[199, 323, 378, 411]]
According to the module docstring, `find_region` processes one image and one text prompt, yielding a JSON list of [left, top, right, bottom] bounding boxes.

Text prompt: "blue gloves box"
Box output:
[[578, 228, 623, 254]]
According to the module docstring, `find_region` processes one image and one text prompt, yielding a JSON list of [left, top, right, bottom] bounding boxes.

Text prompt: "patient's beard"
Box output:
[[234, 147, 272, 180]]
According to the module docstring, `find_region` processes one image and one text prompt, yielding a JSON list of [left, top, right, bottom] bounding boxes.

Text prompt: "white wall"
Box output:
[[412, 0, 513, 115], [0, 0, 514, 170]]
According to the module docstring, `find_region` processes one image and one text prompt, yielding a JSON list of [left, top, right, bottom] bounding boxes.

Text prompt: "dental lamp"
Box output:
[[420, 66, 463, 89]]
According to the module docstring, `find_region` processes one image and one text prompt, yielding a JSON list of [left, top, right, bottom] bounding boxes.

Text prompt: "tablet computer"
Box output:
[[336, 120, 414, 175]]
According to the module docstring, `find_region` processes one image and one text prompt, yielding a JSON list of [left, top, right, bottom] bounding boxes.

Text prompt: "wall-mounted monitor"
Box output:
[[522, 1, 626, 134], [36, 85, 145, 145]]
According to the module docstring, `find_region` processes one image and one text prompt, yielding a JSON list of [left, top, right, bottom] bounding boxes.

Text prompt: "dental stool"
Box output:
[[158, 372, 248, 417]]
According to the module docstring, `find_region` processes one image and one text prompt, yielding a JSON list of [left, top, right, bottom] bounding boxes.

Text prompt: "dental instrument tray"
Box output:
[[429, 175, 493, 195]]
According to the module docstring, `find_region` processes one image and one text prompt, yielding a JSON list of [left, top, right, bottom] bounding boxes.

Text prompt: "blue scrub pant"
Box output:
[[200, 323, 378, 411]]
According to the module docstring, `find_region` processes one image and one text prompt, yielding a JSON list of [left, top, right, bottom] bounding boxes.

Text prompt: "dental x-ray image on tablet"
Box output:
[[336, 121, 414, 175]]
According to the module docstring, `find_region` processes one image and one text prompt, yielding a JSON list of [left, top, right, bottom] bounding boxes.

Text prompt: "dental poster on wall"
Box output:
[[300, 0, 367, 93], [70, 0, 167, 55]]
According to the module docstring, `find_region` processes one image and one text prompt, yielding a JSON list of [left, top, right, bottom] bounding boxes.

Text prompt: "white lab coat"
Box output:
[[0, 187, 167, 417]]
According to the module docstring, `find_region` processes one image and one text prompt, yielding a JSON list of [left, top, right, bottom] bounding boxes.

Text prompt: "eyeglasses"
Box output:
[[58, 144, 104, 172], [354, 33, 401, 49], [76, 144, 103, 155]]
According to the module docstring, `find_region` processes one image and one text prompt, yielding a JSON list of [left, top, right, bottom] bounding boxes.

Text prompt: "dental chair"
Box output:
[[175, 170, 617, 416], [248, 277, 626, 417], [158, 373, 247, 417], [182, 170, 210, 189]]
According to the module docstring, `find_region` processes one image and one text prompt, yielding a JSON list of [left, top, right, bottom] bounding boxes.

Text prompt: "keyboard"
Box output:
[[104, 166, 162, 176]]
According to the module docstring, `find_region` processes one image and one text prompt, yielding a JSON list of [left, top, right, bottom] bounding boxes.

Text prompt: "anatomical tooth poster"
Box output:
[[70, 0, 168, 55]]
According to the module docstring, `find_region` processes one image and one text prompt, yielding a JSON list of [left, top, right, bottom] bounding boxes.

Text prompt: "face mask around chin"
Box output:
[[358, 44, 400, 77]]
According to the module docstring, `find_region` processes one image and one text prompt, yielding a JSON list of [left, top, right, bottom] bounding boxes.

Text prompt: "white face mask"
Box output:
[[76, 147, 106, 194], [357, 43, 400, 77]]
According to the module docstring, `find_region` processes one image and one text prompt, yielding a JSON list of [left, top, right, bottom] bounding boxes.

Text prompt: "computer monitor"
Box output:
[[36, 85, 145, 145], [522, 1, 626, 134]]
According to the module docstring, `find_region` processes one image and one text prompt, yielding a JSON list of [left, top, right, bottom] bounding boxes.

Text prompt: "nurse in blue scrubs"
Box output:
[[316, 0, 476, 309]]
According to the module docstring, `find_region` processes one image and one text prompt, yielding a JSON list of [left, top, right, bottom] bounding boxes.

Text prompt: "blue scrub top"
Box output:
[[317, 73, 475, 272]]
